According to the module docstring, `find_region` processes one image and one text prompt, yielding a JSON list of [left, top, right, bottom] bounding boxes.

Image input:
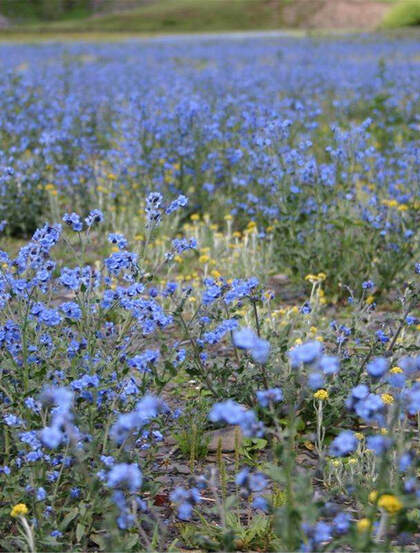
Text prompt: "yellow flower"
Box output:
[[366, 295, 375, 305], [315, 335, 324, 342], [190, 214, 200, 221], [368, 490, 378, 503], [348, 457, 357, 465], [397, 204, 408, 212], [381, 393, 394, 405], [199, 255, 210, 264], [210, 270, 221, 279], [377, 494, 403, 514], [11, 504, 28, 518], [313, 389, 328, 401], [385, 199, 398, 208], [294, 338, 302, 345], [317, 272, 327, 281], [224, 214, 233, 221], [309, 326, 318, 334], [390, 366, 403, 374], [355, 432, 364, 441], [357, 518, 371, 532], [380, 428, 388, 435]]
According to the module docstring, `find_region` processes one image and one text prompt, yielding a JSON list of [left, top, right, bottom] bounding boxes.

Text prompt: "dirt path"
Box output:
[[283, 0, 393, 30]]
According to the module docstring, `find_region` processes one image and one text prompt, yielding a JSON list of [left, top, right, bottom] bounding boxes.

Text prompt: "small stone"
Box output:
[[206, 427, 242, 452]]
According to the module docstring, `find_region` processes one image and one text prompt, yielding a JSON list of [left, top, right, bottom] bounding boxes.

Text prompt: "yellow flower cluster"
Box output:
[[382, 199, 408, 211], [10, 503, 28, 518], [313, 389, 328, 401], [381, 393, 394, 405], [377, 494, 403, 514], [305, 272, 327, 283], [44, 183, 58, 196], [357, 518, 371, 532], [390, 366, 403, 374]]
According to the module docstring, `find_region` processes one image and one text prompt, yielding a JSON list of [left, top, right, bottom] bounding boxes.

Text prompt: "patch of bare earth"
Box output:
[[283, 0, 393, 30]]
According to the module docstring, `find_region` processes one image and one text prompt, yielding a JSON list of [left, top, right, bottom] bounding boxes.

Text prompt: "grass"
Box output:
[[2, 0, 291, 34], [0, 0, 414, 35], [381, 0, 420, 27]]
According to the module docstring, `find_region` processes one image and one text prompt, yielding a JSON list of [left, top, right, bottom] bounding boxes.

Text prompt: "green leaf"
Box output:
[[76, 522, 85, 543], [60, 508, 79, 531], [125, 533, 140, 549], [89, 534, 106, 550]]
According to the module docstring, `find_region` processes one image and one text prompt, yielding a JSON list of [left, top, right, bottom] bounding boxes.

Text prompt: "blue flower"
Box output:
[[256, 388, 283, 407], [329, 430, 357, 457], [106, 463, 142, 492], [399, 452, 413, 472], [354, 393, 385, 425], [70, 487, 81, 498], [332, 512, 351, 535], [288, 341, 323, 368], [170, 487, 201, 520], [145, 192, 163, 224], [85, 209, 104, 227], [209, 400, 264, 437], [233, 327, 270, 364], [366, 435, 392, 455], [35, 487, 47, 501], [172, 238, 197, 254], [40, 426, 64, 449], [367, 357, 389, 378], [108, 233, 128, 250], [63, 213, 83, 232], [60, 302, 82, 321], [319, 355, 340, 375], [252, 496, 268, 512], [375, 330, 389, 344], [308, 372, 325, 390], [313, 522, 332, 544], [165, 194, 188, 214], [4, 414, 23, 427], [404, 383, 420, 415]]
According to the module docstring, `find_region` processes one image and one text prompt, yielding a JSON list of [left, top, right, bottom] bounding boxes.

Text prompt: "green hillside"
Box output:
[[1, 0, 418, 34], [2, 0, 289, 33]]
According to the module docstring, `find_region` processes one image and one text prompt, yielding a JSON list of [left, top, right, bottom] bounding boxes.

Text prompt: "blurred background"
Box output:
[[0, 0, 419, 35]]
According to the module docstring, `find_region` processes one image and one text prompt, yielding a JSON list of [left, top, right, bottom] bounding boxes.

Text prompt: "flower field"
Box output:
[[0, 35, 419, 552]]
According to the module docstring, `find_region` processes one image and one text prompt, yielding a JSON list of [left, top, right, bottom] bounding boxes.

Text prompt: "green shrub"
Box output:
[[381, 0, 420, 27]]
